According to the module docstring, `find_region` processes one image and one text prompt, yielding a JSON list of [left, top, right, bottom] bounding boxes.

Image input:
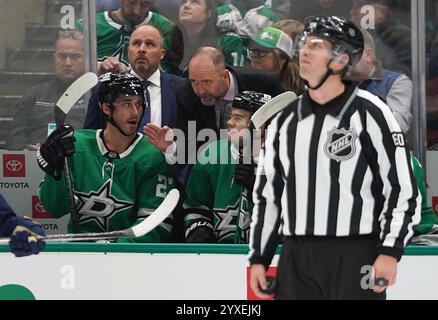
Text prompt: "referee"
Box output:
[[248, 16, 421, 300]]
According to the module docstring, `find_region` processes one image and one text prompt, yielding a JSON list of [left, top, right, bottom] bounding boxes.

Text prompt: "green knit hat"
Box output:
[[252, 27, 294, 59]]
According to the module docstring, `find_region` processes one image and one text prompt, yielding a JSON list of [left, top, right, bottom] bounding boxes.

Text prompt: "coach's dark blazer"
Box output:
[[175, 66, 284, 157], [83, 72, 184, 129], [174, 66, 284, 186]]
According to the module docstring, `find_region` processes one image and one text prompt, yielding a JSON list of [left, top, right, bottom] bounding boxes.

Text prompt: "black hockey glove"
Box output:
[[234, 155, 256, 197], [37, 125, 75, 180], [186, 226, 216, 243]]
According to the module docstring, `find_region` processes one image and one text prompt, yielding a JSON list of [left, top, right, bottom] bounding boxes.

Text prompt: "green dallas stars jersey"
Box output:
[[184, 139, 253, 244], [76, 11, 174, 67], [411, 154, 438, 235], [216, 4, 247, 67], [38, 130, 175, 243], [218, 33, 246, 67]]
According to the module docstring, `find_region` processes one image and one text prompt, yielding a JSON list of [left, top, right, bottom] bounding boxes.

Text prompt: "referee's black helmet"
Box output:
[[300, 16, 364, 67]]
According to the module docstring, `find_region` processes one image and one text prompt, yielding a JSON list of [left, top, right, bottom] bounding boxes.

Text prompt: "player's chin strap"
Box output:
[[106, 103, 143, 137], [305, 59, 345, 90]]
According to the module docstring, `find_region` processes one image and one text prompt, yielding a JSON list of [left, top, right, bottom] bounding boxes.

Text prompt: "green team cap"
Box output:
[[252, 27, 294, 59]]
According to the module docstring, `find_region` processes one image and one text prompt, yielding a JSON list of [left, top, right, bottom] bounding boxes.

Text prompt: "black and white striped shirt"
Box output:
[[248, 83, 421, 267]]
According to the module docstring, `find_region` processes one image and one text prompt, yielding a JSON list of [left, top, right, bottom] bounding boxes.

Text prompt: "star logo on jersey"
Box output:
[[324, 127, 357, 162], [214, 197, 251, 243], [75, 180, 134, 231]]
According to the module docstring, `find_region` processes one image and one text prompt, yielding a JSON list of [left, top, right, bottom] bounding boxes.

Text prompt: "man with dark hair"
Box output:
[[249, 16, 420, 300], [37, 73, 175, 242]]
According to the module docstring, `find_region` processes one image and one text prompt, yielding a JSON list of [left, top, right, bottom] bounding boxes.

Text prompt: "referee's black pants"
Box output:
[[275, 236, 386, 300]]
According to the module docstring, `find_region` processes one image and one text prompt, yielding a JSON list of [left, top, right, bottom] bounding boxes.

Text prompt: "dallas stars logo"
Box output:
[[214, 196, 251, 243], [75, 180, 134, 231]]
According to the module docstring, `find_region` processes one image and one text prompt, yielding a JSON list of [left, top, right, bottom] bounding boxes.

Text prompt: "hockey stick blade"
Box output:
[[0, 189, 180, 244], [251, 91, 297, 129], [54, 72, 98, 127]]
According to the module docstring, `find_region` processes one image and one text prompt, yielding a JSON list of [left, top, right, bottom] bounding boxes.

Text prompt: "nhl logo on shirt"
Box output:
[[324, 127, 357, 161]]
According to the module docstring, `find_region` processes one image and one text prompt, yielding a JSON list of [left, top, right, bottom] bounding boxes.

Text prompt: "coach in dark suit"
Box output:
[[145, 46, 284, 165], [84, 25, 183, 129]]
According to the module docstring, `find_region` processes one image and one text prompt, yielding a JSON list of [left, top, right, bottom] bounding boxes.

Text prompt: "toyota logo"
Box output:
[[35, 202, 46, 213], [6, 160, 23, 172]]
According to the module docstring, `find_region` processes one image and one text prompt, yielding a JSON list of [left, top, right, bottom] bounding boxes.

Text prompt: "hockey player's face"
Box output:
[[121, 0, 154, 25], [227, 109, 251, 143], [179, 0, 211, 25], [54, 37, 85, 84], [188, 57, 229, 106], [128, 25, 165, 77], [298, 36, 334, 83], [110, 95, 144, 136]]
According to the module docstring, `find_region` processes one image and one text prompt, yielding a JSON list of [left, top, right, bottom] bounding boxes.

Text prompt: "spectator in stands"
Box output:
[[248, 25, 305, 94], [272, 18, 305, 41], [76, 0, 177, 74], [279, 0, 350, 22], [84, 25, 183, 130], [347, 28, 412, 133], [96, 0, 120, 12], [175, 0, 246, 69], [216, 0, 279, 40], [350, 0, 411, 77], [6, 30, 86, 151]]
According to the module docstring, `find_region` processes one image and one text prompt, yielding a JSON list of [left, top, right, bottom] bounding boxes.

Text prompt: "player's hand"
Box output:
[[372, 254, 398, 293], [234, 156, 256, 197], [185, 225, 216, 243], [37, 125, 75, 180], [0, 216, 46, 257], [144, 124, 174, 152]]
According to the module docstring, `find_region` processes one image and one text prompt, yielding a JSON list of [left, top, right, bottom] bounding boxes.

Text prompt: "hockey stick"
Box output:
[[0, 189, 180, 243], [54, 72, 98, 233], [250, 91, 297, 129], [234, 91, 298, 243]]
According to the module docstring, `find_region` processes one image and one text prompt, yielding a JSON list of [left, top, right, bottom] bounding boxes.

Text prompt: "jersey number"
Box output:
[[156, 175, 174, 198], [392, 133, 405, 147]]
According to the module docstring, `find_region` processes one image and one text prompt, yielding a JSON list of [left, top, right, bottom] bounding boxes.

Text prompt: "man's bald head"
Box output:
[[128, 25, 165, 79], [188, 47, 230, 106], [189, 47, 226, 73]]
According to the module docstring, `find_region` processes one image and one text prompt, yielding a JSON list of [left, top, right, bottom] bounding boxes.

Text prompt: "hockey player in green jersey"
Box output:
[[76, 0, 176, 74], [37, 73, 175, 242], [184, 91, 271, 244]]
